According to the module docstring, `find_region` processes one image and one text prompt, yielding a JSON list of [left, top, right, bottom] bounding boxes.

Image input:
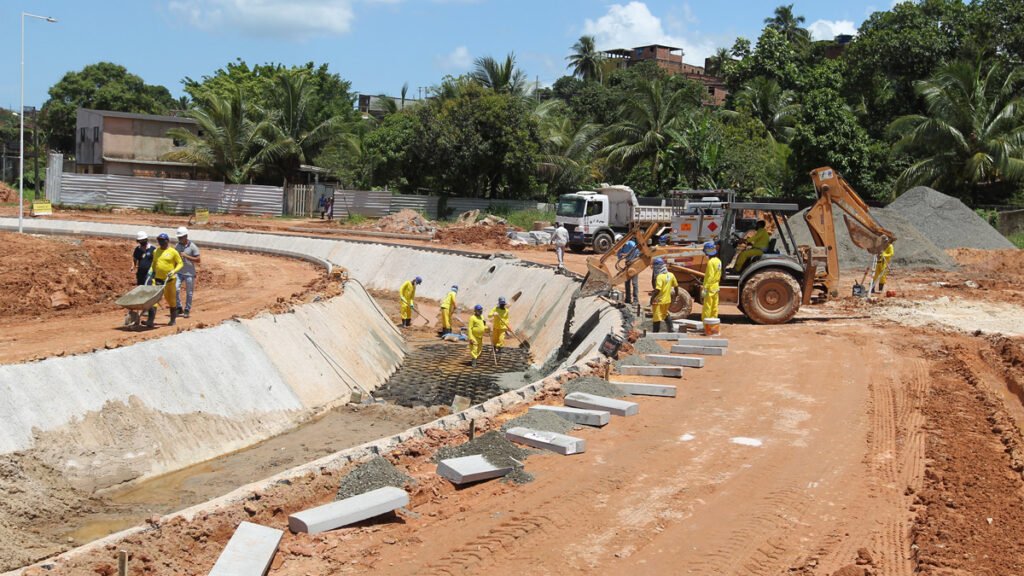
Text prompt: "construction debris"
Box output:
[[364, 209, 437, 234], [335, 456, 413, 501]]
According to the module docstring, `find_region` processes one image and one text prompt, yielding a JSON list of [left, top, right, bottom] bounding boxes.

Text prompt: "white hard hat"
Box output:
[[175, 226, 189, 237], [136, 231, 148, 241]]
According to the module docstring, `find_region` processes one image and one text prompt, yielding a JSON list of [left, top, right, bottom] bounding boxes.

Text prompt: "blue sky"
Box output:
[[1, 0, 890, 110]]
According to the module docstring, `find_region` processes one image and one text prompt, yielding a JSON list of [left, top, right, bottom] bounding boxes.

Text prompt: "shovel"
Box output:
[[411, 306, 431, 326]]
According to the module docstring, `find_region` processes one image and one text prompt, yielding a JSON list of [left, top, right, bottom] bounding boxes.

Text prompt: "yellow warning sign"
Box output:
[[31, 201, 52, 216], [193, 208, 210, 225]]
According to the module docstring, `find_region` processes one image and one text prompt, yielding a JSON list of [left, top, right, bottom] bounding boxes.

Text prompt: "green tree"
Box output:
[[40, 62, 176, 152], [729, 76, 801, 142], [705, 47, 732, 77], [566, 35, 605, 83], [888, 59, 1024, 202], [533, 100, 603, 195], [263, 70, 348, 183], [764, 4, 811, 49], [164, 88, 286, 184], [602, 79, 701, 195], [727, 27, 801, 91], [470, 54, 530, 96]]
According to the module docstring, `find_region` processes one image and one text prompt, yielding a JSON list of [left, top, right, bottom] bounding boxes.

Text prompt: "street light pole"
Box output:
[[19, 12, 57, 234]]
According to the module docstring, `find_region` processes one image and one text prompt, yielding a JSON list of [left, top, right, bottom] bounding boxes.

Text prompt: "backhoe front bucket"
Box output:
[[844, 215, 892, 255], [581, 256, 614, 297]]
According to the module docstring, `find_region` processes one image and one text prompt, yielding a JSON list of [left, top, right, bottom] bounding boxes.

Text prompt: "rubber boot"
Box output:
[[471, 358, 477, 367], [653, 321, 662, 333], [169, 308, 178, 327], [146, 308, 156, 328], [665, 318, 675, 333]]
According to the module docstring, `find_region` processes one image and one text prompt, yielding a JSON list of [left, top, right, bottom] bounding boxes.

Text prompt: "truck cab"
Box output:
[[555, 186, 638, 253]]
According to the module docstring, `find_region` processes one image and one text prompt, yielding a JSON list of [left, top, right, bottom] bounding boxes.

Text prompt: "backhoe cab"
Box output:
[[581, 167, 897, 325]]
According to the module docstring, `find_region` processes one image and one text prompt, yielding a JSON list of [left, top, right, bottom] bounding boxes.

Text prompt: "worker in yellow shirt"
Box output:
[[652, 257, 679, 333], [733, 220, 770, 273], [702, 241, 722, 321], [439, 285, 458, 337], [468, 304, 486, 367], [873, 243, 894, 293], [489, 297, 511, 355], [146, 233, 183, 328], [398, 276, 422, 328]]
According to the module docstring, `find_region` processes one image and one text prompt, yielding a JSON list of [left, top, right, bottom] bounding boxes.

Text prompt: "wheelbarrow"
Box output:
[[115, 285, 165, 329]]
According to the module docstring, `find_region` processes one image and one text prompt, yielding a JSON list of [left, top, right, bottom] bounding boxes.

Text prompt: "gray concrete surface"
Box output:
[[680, 336, 729, 347], [208, 521, 282, 576], [617, 365, 683, 378], [564, 392, 639, 417], [437, 454, 514, 484], [612, 382, 678, 397], [530, 405, 610, 427], [288, 486, 408, 534], [670, 344, 727, 356], [647, 354, 705, 368], [505, 427, 585, 455]]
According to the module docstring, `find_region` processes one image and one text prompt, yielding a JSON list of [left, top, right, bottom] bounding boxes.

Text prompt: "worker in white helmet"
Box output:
[[174, 226, 201, 318], [130, 231, 155, 286]]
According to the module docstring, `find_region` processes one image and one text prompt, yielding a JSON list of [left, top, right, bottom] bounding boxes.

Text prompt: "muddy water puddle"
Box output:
[[59, 403, 439, 546]]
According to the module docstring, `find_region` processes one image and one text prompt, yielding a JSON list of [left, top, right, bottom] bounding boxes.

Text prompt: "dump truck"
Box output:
[[581, 167, 896, 324]]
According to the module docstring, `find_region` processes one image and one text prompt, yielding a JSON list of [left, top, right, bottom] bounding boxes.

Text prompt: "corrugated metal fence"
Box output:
[[56, 173, 283, 216]]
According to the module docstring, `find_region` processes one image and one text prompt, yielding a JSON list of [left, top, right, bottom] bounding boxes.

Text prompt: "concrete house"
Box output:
[[602, 44, 729, 106], [75, 108, 200, 179]]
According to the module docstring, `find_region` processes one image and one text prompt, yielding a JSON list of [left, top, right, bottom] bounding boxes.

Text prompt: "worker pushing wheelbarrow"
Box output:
[[118, 232, 184, 329], [116, 285, 166, 330]]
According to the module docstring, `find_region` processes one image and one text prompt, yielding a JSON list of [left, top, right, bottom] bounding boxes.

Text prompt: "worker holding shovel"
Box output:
[[468, 304, 486, 367], [398, 276, 422, 328], [439, 285, 458, 336], [488, 296, 511, 356]]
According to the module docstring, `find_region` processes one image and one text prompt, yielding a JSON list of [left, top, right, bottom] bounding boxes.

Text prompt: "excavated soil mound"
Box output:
[[434, 223, 511, 247], [360, 209, 436, 234], [786, 207, 956, 270], [889, 186, 1016, 250], [0, 183, 19, 203], [0, 233, 138, 318]]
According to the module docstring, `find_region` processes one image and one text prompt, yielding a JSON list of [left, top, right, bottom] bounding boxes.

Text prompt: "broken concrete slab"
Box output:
[[612, 382, 677, 397], [670, 344, 727, 356], [647, 354, 705, 368], [564, 392, 639, 417], [680, 336, 729, 347], [505, 426, 586, 455], [616, 365, 683, 378], [642, 332, 688, 341], [529, 405, 610, 427], [288, 486, 408, 534], [208, 521, 283, 576], [437, 454, 514, 484]]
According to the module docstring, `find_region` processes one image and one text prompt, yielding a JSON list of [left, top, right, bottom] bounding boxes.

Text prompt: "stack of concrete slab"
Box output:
[[288, 486, 408, 534]]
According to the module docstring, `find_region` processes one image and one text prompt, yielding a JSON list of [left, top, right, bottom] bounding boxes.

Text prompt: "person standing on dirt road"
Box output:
[[440, 285, 458, 336], [489, 297, 511, 355], [146, 233, 183, 327], [468, 304, 486, 367], [174, 227, 201, 318], [399, 276, 422, 328], [873, 242, 894, 293], [131, 231, 155, 286], [652, 257, 679, 333], [617, 237, 640, 304], [701, 241, 722, 323], [551, 223, 569, 270]]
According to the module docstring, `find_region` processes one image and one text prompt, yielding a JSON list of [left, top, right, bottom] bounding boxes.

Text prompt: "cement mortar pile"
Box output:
[[335, 456, 413, 501], [786, 207, 956, 270], [888, 186, 1016, 250], [501, 410, 578, 435], [564, 376, 626, 398], [434, 431, 533, 483]]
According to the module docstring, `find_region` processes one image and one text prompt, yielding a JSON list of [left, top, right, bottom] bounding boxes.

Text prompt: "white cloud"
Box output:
[[808, 19, 857, 41], [437, 46, 473, 71], [168, 0, 356, 38], [582, 1, 715, 66]]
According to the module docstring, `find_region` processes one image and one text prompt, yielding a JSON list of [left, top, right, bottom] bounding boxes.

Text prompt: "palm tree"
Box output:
[[889, 59, 1024, 197], [602, 80, 699, 194], [534, 100, 603, 192], [666, 113, 723, 189], [764, 4, 810, 47], [705, 47, 732, 77], [264, 70, 347, 181], [730, 76, 801, 142], [470, 53, 529, 96], [165, 88, 286, 184], [566, 35, 605, 83]]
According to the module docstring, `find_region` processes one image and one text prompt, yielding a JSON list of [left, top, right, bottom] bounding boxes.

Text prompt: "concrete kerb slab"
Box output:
[[681, 336, 729, 347], [208, 521, 283, 576], [288, 486, 409, 534], [670, 344, 727, 356], [437, 455, 514, 484], [617, 365, 684, 378], [564, 392, 639, 417], [643, 333, 689, 341], [612, 382, 678, 397], [530, 405, 611, 427], [647, 354, 705, 368], [505, 427, 586, 455]]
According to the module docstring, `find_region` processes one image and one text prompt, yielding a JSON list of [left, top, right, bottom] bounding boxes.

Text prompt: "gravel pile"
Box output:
[[335, 456, 413, 501], [614, 354, 651, 369], [888, 186, 1016, 250], [564, 376, 626, 398], [786, 207, 956, 270], [632, 337, 664, 354], [434, 431, 533, 483], [502, 409, 578, 434]]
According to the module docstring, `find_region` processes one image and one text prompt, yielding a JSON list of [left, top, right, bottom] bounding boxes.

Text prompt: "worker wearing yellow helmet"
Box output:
[[733, 220, 770, 272], [439, 285, 458, 336], [489, 296, 511, 355], [873, 243, 894, 293], [468, 304, 486, 367], [398, 276, 422, 328], [702, 241, 722, 321], [652, 257, 679, 333]]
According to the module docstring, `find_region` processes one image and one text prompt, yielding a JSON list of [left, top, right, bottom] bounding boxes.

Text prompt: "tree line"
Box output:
[[32, 0, 1024, 205]]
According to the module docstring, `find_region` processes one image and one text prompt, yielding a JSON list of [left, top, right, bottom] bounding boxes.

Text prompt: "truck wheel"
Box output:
[[669, 291, 693, 315], [593, 232, 614, 254], [741, 270, 802, 325]]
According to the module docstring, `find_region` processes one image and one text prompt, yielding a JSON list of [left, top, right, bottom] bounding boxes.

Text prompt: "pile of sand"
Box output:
[[889, 186, 1016, 250], [366, 209, 435, 234]]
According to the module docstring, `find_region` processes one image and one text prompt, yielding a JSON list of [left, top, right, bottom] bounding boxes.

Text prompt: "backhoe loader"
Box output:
[[581, 167, 897, 325]]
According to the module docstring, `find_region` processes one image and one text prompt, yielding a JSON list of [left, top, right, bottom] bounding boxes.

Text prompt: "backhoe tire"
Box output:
[[668, 290, 693, 315], [741, 270, 802, 325], [592, 232, 614, 254]]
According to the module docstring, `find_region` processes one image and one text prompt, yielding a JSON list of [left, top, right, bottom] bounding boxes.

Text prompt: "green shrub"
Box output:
[[503, 208, 556, 230], [1009, 232, 1024, 249], [152, 200, 176, 215], [346, 213, 368, 225]]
